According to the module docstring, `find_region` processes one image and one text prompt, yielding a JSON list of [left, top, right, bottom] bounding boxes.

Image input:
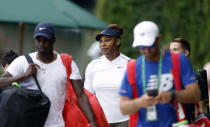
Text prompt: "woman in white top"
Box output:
[[84, 24, 130, 127]]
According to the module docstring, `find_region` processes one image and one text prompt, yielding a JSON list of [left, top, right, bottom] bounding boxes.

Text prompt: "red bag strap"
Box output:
[[60, 53, 73, 100], [171, 53, 188, 123], [127, 60, 139, 127], [171, 53, 182, 90], [60, 53, 72, 77], [127, 60, 138, 98]]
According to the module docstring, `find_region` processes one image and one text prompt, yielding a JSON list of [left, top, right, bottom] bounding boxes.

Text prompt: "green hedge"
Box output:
[[95, 0, 210, 69]]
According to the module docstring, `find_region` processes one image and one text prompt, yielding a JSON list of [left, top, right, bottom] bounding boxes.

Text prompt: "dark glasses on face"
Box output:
[[138, 43, 156, 50]]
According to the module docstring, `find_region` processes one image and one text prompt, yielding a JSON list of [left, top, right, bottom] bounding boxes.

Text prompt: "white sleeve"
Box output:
[[7, 56, 28, 77], [84, 62, 95, 94], [70, 60, 82, 80]]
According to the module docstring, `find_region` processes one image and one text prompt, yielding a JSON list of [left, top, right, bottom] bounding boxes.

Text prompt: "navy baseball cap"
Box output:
[[33, 22, 55, 39], [96, 28, 120, 41]]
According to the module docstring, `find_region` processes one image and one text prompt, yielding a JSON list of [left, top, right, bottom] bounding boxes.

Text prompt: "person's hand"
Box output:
[[137, 93, 158, 108], [155, 91, 171, 104], [24, 64, 40, 78]]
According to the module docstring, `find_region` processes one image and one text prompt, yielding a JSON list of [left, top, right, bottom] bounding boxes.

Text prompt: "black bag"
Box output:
[[196, 69, 209, 101], [0, 54, 51, 127]]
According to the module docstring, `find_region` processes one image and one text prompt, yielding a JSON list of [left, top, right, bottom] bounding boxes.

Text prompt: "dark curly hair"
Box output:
[[2, 50, 19, 67]]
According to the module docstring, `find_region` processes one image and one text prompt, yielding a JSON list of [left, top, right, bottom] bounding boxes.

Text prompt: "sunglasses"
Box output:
[[138, 42, 156, 50]]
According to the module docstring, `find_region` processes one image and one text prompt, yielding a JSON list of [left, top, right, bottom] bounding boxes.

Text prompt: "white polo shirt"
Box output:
[[84, 53, 130, 123], [7, 51, 81, 127]]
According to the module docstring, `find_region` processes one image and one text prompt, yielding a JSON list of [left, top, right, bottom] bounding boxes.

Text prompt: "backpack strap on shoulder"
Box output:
[[60, 53, 72, 77], [24, 54, 42, 92], [127, 59, 139, 127], [127, 60, 138, 98], [171, 53, 182, 90], [171, 53, 188, 124], [127, 60, 136, 85], [60, 53, 73, 100]]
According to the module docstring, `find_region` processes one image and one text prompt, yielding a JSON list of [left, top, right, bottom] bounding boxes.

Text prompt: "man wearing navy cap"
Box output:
[[0, 22, 97, 127], [119, 21, 201, 127]]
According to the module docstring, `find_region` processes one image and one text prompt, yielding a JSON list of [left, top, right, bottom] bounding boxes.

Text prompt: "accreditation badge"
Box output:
[[146, 105, 158, 122]]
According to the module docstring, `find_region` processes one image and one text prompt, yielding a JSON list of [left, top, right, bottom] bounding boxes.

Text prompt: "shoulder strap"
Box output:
[[24, 54, 42, 92], [171, 53, 188, 123], [60, 53, 73, 100], [60, 53, 72, 77], [127, 60, 138, 98], [127, 60, 139, 127], [127, 60, 136, 85], [171, 53, 182, 90]]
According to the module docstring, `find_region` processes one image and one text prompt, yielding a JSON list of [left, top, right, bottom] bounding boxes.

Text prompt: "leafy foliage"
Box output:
[[94, 0, 210, 68]]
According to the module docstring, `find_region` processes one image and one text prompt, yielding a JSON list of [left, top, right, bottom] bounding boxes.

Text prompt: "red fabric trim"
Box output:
[[60, 53, 73, 101], [127, 60, 139, 127], [171, 53, 187, 122]]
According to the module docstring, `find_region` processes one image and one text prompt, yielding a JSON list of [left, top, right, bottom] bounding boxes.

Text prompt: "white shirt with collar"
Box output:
[[84, 53, 130, 123], [7, 51, 81, 127]]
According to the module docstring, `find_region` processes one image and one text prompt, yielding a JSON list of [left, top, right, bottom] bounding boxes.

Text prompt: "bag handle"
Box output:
[[60, 53, 74, 100], [127, 60, 138, 97], [60, 53, 72, 77], [127, 59, 139, 127], [171, 53, 188, 123], [24, 54, 42, 92]]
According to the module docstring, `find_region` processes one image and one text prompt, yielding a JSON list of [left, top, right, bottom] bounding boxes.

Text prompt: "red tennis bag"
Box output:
[[127, 60, 138, 127], [61, 53, 109, 127], [189, 114, 210, 127]]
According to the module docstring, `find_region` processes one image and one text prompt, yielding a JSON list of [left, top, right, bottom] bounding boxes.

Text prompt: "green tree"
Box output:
[[94, 0, 210, 69]]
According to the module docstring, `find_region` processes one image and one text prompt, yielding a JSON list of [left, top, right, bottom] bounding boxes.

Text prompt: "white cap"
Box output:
[[132, 21, 159, 47]]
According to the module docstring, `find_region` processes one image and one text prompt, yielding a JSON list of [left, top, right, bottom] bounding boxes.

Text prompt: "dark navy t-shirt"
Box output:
[[119, 50, 196, 127]]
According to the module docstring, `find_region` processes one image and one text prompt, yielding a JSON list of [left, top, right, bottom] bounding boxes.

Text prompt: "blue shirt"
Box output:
[[119, 51, 196, 127]]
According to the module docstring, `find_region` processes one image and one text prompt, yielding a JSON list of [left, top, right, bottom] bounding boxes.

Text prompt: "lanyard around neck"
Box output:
[[142, 53, 163, 93]]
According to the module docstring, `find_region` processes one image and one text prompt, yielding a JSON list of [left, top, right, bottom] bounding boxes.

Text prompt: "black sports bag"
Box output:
[[0, 54, 51, 127]]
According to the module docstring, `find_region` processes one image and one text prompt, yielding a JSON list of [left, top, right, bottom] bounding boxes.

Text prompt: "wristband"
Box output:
[[172, 120, 188, 127], [170, 91, 176, 103], [12, 82, 21, 87]]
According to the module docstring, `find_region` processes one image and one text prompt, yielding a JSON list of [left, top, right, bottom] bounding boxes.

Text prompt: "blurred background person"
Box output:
[[84, 24, 130, 127], [87, 41, 102, 60], [203, 62, 210, 111], [169, 38, 209, 117], [169, 38, 190, 57], [1, 50, 18, 72]]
